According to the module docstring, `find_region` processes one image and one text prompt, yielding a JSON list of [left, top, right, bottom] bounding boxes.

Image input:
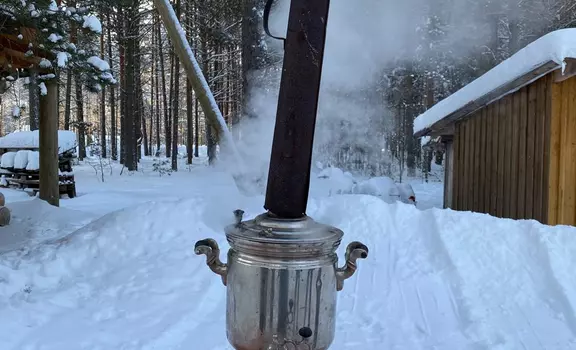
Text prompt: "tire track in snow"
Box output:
[[320, 196, 408, 349], [417, 209, 477, 347], [518, 225, 576, 338], [142, 275, 226, 349]]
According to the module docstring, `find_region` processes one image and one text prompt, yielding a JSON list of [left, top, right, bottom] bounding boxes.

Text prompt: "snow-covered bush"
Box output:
[[87, 142, 112, 182], [152, 159, 173, 177], [315, 166, 357, 195], [352, 176, 416, 205]]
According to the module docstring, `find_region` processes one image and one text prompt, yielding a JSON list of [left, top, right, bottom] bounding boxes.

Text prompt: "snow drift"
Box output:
[[1, 192, 576, 349]]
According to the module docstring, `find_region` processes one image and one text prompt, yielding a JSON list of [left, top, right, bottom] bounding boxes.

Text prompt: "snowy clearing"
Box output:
[[0, 157, 574, 349]]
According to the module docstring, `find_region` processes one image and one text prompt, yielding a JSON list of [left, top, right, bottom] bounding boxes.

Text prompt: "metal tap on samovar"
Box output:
[[195, 0, 368, 348]]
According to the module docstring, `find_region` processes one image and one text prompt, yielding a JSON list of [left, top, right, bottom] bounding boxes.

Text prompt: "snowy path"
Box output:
[[0, 161, 575, 349]]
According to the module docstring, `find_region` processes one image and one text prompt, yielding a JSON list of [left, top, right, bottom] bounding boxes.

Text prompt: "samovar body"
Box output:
[[195, 213, 367, 350]]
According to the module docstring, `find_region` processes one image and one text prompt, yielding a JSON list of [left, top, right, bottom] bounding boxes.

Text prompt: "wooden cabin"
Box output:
[[414, 29, 576, 226]]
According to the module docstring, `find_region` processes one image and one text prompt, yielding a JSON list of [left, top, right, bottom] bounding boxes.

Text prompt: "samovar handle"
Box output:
[[194, 238, 228, 286], [335, 241, 368, 291]]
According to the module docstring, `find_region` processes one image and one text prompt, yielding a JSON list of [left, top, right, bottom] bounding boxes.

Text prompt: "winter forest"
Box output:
[[0, 0, 573, 178], [2, 0, 576, 349]]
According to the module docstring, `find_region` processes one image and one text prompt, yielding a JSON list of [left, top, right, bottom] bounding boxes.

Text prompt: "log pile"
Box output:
[[0, 192, 11, 226]]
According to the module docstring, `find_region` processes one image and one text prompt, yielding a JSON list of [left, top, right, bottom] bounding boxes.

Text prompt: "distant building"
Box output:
[[414, 29, 576, 226]]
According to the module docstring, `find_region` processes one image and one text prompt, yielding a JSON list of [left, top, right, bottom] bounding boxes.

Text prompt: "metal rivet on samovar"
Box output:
[[194, 0, 369, 348]]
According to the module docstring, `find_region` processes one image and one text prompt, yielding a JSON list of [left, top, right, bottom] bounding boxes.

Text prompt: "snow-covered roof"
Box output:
[[414, 29, 576, 137], [0, 130, 77, 153]]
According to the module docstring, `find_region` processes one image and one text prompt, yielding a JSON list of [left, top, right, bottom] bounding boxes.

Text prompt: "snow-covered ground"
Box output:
[[1, 157, 575, 349]]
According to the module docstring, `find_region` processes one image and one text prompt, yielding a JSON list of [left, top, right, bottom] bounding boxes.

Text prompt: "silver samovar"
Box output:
[[195, 0, 369, 348], [195, 212, 368, 350]]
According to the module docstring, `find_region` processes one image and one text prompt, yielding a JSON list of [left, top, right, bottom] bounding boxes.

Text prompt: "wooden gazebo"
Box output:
[[1, 8, 62, 206]]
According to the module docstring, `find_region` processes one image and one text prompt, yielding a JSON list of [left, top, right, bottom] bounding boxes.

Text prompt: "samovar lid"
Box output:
[[224, 212, 343, 258]]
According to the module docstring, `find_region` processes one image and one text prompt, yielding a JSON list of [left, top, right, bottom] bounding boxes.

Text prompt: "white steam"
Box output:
[[227, 0, 547, 193]]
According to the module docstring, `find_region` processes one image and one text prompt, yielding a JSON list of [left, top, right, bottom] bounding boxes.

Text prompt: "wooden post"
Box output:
[[39, 81, 60, 207]]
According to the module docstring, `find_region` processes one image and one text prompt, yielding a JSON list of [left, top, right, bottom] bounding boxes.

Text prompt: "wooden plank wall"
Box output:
[[548, 75, 576, 226], [444, 142, 454, 209], [451, 74, 552, 223]]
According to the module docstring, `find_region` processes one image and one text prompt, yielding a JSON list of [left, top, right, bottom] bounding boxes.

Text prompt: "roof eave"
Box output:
[[414, 60, 561, 138]]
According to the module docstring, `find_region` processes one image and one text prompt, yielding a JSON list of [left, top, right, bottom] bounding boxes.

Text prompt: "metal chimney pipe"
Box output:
[[264, 0, 331, 219]]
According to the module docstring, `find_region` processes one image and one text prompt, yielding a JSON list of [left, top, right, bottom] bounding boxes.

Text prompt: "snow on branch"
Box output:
[[87, 56, 110, 71], [2, 0, 115, 95], [82, 15, 102, 34]]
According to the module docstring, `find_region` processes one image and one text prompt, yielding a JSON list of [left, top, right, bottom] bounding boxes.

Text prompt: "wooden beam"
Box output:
[[39, 81, 59, 207], [415, 61, 560, 138], [0, 34, 37, 56], [554, 59, 576, 83], [0, 28, 53, 73], [0, 46, 41, 68], [429, 124, 455, 137]]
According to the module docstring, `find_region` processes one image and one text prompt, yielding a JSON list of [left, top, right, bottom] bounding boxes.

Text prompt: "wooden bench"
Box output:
[[4, 171, 76, 198]]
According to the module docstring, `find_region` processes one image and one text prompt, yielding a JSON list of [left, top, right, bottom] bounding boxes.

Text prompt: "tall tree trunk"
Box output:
[[135, 36, 143, 160], [64, 69, 72, 130], [108, 11, 117, 161], [171, 0, 181, 171], [241, 0, 265, 122], [206, 125, 214, 163], [172, 64, 179, 170], [423, 76, 435, 180], [193, 0, 200, 158], [404, 73, 417, 177], [194, 97, 199, 157], [100, 30, 107, 158], [158, 20, 169, 158], [124, 5, 137, 171], [0, 96, 3, 135], [150, 23, 156, 156], [509, 19, 521, 55], [200, 15, 215, 163], [75, 74, 86, 160], [207, 40, 221, 165], [155, 18, 161, 156], [148, 103, 154, 155], [167, 52, 174, 158], [185, 0, 193, 164], [64, 0, 77, 132], [28, 69, 39, 131], [119, 7, 126, 164], [142, 109, 149, 156], [186, 83, 193, 164], [70, 8, 85, 160]]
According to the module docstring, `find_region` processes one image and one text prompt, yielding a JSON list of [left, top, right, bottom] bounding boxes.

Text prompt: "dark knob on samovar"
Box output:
[[298, 327, 313, 338]]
